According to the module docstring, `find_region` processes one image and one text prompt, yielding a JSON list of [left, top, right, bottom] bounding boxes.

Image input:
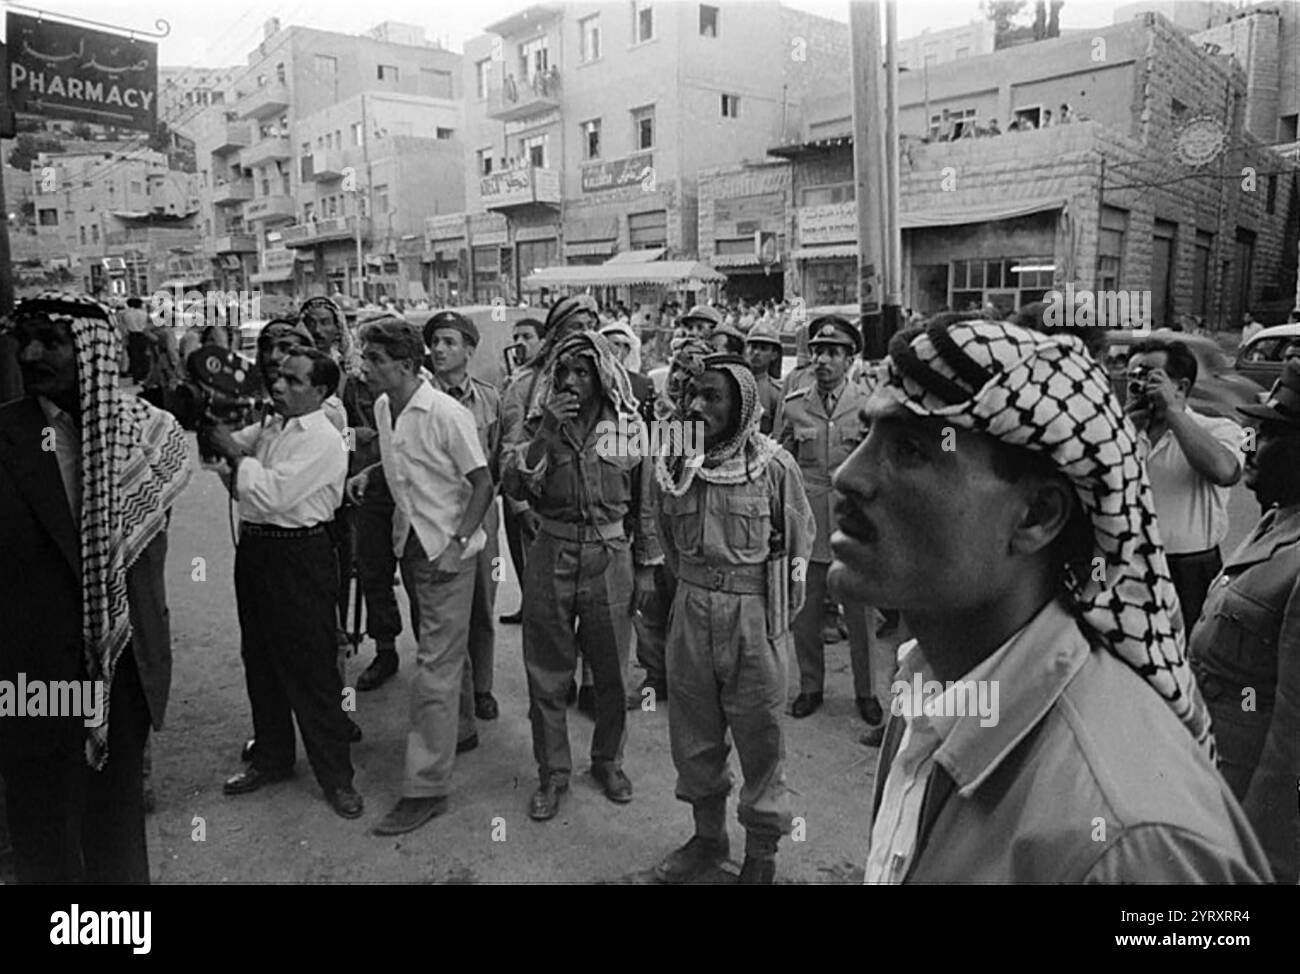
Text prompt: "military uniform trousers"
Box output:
[[467, 502, 500, 696], [667, 571, 793, 839], [522, 529, 634, 785], [793, 561, 893, 702], [235, 528, 355, 793]]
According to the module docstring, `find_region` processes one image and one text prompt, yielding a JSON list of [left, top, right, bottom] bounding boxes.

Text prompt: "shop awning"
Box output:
[[251, 269, 294, 283], [712, 253, 765, 268], [565, 240, 616, 257], [606, 247, 666, 263], [791, 244, 858, 260], [523, 260, 725, 288], [158, 276, 212, 290], [900, 196, 1067, 229]]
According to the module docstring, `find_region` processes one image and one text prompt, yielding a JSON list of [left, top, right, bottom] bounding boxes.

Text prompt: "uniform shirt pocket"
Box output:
[[663, 490, 702, 557], [721, 494, 771, 562]]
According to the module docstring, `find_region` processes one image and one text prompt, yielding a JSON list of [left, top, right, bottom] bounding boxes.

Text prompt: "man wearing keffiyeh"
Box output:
[[648, 350, 813, 885], [0, 292, 191, 883], [500, 330, 662, 821], [832, 317, 1271, 883]]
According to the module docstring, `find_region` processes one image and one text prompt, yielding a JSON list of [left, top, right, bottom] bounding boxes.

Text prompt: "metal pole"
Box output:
[[849, 1, 887, 357], [884, 0, 902, 327]]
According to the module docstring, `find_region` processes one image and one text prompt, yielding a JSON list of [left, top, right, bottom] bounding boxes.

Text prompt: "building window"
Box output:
[[700, 5, 719, 36], [275, 63, 286, 84], [301, 142, 311, 159], [950, 257, 1053, 314], [1097, 206, 1128, 322], [582, 119, 601, 160], [1266, 174, 1277, 215], [1011, 106, 1041, 130], [476, 59, 491, 100], [477, 148, 494, 176], [580, 14, 602, 62], [629, 209, 668, 249], [335, 130, 342, 149], [374, 184, 389, 214], [79, 226, 87, 245], [352, 122, 364, 147], [378, 64, 398, 82], [721, 94, 740, 118], [522, 135, 547, 169], [91, 224, 98, 244], [517, 238, 559, 276], [801, 183, 854, 206], [634, 1, 654, 44], [315, 55, 337, 78], [436, 127, 454, 140], [633, 106, 655, 150]]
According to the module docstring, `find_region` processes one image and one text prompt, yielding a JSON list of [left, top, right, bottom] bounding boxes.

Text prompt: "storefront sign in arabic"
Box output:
[[480, 166, 561, 207], [581, 153, 653, 194], [797, 202, 857, 247], [7, 12, 158, 132]]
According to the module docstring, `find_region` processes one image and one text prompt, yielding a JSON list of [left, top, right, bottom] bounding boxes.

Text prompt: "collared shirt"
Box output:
[[38, 396, 81, 527], [231, 409, 346, 528], [432, 372, 500, 480], [864, 599, 1088, 884], [374, 379, 487, 562], [1139, 408, 1243, 554], [119, 307, 150, 334]]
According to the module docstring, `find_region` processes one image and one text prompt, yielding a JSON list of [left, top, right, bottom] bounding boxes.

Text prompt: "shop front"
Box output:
[[793, 201, 858, 306]]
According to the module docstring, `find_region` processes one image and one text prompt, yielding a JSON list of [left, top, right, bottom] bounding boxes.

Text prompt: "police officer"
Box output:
[[745, 319, 784, 435], [777, 316, 890, 741], [425, 311, 502, 727]]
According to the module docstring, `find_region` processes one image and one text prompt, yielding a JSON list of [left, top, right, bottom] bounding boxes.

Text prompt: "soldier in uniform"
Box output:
[[501, 331, 661, 820], [426, 312, 502, 732], [649, 350, 814, 884], [710, 322, 747, 356], [745, 319, 784, 435], [777, 316, 891, 743], [676, 305, 723, 344]]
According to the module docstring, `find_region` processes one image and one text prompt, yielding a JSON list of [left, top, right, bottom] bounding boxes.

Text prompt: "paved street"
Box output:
[[146, 438, 878, 884]]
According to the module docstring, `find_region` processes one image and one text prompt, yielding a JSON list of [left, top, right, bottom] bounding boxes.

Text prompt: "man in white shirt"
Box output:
[[207, 347, 363, 820], [1126, 338, 1243, 627], [347, 319, 493, 836], [831, 319, 1267, 883]]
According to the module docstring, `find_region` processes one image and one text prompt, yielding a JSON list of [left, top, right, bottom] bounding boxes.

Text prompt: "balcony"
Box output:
[[213, 233, 257, 253], [281, 216, 371, 247], [480, 165, 561, 213], [212, 179, 253, 206], [213, 121, 252, 154], [486, 69, 561, 122], [241, 136, 291, 169], [240, 82, 290, 120], [243, 194, 296, 224], [302, 149, 347, 183]]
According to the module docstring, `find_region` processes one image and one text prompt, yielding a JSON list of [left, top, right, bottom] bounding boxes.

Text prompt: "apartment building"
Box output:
[[189, 18, 464, 302], [761, 12, 1298, 333], [447, 0, 848, 304], [28, 146, 201, 296]]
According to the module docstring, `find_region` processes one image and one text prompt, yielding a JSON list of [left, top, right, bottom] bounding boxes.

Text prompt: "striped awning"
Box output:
[[565, 240, 616, 257], [791, 244, 858, 260], [711, 253, 765, 268], [523, 260, 725, 288]]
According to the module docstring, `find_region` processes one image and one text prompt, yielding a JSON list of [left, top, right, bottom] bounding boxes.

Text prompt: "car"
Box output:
[[1102, 329, 1263, 421], [1234, 323, 1300, 389]]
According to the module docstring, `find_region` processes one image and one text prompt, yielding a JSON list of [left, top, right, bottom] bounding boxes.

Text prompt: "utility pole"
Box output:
[[849, 1, 888, 358], [884, 0, 902, 329]]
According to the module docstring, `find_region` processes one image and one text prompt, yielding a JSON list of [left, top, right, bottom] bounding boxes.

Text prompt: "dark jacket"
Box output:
[[0, 397, 174, 760]]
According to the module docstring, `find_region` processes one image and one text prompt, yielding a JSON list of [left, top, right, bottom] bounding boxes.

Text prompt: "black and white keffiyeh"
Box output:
[[879, 319, 1213, 754]]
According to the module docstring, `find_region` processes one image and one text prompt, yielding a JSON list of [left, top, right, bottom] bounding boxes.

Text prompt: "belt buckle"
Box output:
[[708, 567, 726, 589]]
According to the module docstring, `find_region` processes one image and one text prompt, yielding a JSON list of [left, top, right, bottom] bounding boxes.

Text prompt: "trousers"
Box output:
[[1167, 546, 1223, 631], [1, 649, 151, 884], [235, 530, 354, 792], [667, 580, 792, 839], [522, 531, 634, 785], [398, 533, 477, 798], [353, 486, 409, 644], [634, 563, 675, 684], [793, 561, 891, 700], [467, 504, 500, 696]]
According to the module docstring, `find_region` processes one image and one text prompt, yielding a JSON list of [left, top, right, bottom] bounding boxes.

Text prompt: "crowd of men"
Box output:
[[1, 287, 1296, 885]]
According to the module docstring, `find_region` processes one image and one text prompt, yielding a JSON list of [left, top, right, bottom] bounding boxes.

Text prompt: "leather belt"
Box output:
[[537, 515, 625, 543], [677, 560, 766, 595], [241, 521, 330, 539]]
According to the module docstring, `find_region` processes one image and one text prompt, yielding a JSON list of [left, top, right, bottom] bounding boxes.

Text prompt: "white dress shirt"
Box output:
[[231, 409, 346, 527], [38, 397, 81, 527], [1139, 408, 1243, 554], [375, 379, 487, 562]]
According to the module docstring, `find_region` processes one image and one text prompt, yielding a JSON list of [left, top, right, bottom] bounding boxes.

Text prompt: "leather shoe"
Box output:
[[592, 764, 633, 803], [738, 857, 777, 884], [357, 653, 398, 692], [859, 724, 885, 748], [327, 786, 364, 820], [240, 736, 256, 762], [456, 733, 479, 754], [528, 780, 568, 821], [498, 610, 523, 625], [653, 835, 730, 884], [789, 692, 823, 719], [576, 685, 597, 719], [224, 765, 292, 796], [856, 696, 884, 725], [372, 795, 447, 835], [474, 692, 499, 720]]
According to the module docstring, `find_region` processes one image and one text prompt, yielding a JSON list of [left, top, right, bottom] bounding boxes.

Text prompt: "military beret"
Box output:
[[423, 310, 479, 348]]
